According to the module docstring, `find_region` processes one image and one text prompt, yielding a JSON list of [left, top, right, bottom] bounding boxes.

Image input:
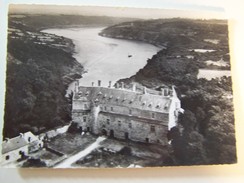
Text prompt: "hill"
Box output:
[[101, 18, 236, 165]]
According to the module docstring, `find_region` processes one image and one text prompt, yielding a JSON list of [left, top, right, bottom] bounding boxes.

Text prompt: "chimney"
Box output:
[[132, 83, 136, 92], [75, 81, 78, 93], [108, 81, 112, 88], [121, 82, 124, 89], [77, 80, 79, 87], [92, 82, 94, 87], [160, 88, 164, 95], [98, 80, 101, 87], [143, 86, 147, 94], [164, 88, 169, 96]]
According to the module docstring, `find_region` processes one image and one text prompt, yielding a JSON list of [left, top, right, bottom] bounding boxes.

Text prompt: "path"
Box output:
[[55, 136, 106, 168]]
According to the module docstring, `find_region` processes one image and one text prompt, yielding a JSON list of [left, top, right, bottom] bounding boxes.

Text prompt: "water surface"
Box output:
[[198, 69, 231, 80], [43, 27, 160, 87]]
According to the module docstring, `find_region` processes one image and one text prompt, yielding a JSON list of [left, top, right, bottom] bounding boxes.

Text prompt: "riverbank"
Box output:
[[3, 15, 85, 138], [100, 18, 236, 165]]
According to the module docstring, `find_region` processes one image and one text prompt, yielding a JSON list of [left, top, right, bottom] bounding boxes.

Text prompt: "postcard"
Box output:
[[0, 4, 236, 168]]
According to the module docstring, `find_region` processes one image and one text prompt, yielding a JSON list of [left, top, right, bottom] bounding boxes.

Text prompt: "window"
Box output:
[[107, 119, 110, 125], [104, 106, 107, 111], [84, 104, 88, 108], [83, 116, 87, 122], [111, 107, 113, 111], [102, 124, 106, 128], [28, 137, 31, 142], [128, 123, 132, 128], [118, 121, 121, 127], [152, 113, 155, 119], [125, 132, 129, 140], [5, 155, 9, 160], [129, 109, 132, 115], [150, 125, 155, 132]]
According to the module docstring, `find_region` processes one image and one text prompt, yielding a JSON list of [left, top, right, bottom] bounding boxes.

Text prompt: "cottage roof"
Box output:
[[75, 86, 173, 113], [1, 131, 36, 154], [2, 136, 28, 154]]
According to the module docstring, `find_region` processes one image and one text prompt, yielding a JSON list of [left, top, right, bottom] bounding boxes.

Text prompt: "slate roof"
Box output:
[[2, 136, 28, 154], [2, 131, 38, 154], [74, 86, 174, 113]]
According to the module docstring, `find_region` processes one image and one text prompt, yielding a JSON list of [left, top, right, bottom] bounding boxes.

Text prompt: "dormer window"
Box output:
[[122, 98, 126, 102], [103, 94, 107, 98], [164, 102, 170, 109], [109, 95, 113, 99], [129, 100, 133, 104], [156, 104, 160, 108], [142, 101, 146, 105], [78, 91, 82, 95], [148, 103, 152, 107], [97, 91, 102, 95], [116, 97, 120, 101], [85, 91, 89, 96]]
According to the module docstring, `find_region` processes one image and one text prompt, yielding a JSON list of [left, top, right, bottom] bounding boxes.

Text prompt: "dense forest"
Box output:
[[102, 18, 236, 165]]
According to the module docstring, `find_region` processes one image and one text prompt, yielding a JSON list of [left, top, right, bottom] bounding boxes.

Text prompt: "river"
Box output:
[[198, 69, 232, 80], [43, 27, 160, 87]]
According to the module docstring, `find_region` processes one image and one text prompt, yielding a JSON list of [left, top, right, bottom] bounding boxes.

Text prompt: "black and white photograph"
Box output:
[[0, 3, 237, 168]]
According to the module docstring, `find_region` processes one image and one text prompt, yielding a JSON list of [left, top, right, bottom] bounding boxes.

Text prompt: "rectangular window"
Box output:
[[83, 116, 87, 122], [107, 119, 110, 125], [150, 125, 155, 132], [129, 109, 132, 115], [104, 106, 107, 111], [118, 121, 121, 127], [111, 107, 113, 111], [84, 104, 88, 109], [128, 123, 132, 128], [152, 113, 155, 119], [145, 138, 149, 143]]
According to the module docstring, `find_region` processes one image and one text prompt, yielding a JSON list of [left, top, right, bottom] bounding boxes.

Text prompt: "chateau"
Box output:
[[72, 81, 183, 145]]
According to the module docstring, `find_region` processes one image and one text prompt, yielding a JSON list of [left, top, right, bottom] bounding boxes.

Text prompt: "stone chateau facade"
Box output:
[[72, 81, 183, 145]]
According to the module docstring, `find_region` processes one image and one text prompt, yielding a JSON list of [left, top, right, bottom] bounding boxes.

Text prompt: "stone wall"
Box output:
[[71, 86, 181, 145], [97, 112, 168, 145]]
